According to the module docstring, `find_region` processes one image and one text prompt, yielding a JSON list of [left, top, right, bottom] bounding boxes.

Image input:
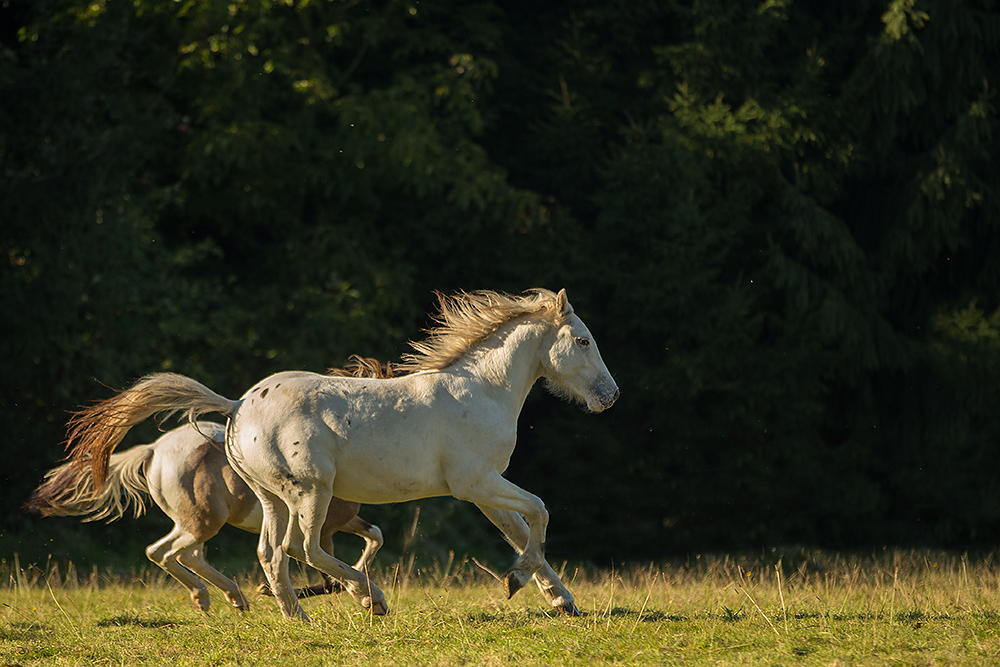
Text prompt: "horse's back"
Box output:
[[228, 368, 511, 504]]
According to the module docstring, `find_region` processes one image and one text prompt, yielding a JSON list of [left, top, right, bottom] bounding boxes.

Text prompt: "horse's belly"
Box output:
[[330, 457, 450, 504], [229, 503, 264, 533]]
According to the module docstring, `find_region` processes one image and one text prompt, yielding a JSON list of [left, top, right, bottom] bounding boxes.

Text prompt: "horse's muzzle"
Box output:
[[587, 381, 620, 412]]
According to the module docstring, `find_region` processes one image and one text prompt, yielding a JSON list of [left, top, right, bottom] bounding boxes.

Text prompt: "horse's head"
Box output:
[[540, 289, 619, 413]]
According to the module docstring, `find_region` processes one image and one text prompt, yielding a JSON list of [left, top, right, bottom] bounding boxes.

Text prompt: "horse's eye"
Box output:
[[575, 337, 590, 348]]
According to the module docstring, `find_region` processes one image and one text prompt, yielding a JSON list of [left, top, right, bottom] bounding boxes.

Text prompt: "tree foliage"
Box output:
[[3, 0, 1000, 561]]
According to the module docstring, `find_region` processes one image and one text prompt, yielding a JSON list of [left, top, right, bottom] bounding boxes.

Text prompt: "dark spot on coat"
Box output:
[[261, 388, 269, 399], [347, 418, 351, 427], [275, 384, 281, 389], [292, 441, 300, 446]]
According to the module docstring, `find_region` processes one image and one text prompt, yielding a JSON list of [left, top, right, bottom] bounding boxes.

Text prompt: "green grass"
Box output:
[[4, 550, 1000, 665]]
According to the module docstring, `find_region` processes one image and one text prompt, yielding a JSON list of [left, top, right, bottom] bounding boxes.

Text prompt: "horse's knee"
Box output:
[[519, 497, 548, 535], [534, 503, 549, 529]]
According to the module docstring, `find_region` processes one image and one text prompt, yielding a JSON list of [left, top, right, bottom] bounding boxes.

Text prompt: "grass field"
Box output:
[[4, 550, 1000, 666]]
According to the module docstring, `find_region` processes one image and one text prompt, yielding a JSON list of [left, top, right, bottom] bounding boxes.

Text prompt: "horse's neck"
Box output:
[[459, 319, 547, 411]]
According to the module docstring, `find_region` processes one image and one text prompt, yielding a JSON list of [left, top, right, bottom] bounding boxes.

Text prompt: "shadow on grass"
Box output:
[[605, 606, 689, 622], [95, 614, 185, 629], [1, 621, 50, 641], [465, 607, 691, 624], [789, 610, 954, 623], [465, 610, 556, 625]]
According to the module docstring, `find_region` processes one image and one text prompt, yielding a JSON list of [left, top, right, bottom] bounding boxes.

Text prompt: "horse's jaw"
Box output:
[[543, 375, 619, 413]]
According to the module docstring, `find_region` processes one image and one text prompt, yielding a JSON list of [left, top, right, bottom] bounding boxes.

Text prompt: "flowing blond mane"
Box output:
[[397, 289, 569, 372], [326, 355, 405, 379]]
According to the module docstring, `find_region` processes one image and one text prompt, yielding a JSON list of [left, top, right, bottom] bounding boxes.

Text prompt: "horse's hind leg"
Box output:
[[475, 505, 580, 616], [255, 488, 307, 620], [300, 515, 383, 597], [175, 547, 249, 610], [145, 526, 213, 612], [285, 488, 388, 615], [342, 515, 384, 572], [258, 503, 383, 600], [297, 497, 365, 597], [292, 531, 340, 598], [295, 501, 353, 598]]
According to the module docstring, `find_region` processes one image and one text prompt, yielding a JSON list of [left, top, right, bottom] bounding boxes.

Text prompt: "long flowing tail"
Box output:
[[63, 373, 238, 489], [24, 444, 154, 522]]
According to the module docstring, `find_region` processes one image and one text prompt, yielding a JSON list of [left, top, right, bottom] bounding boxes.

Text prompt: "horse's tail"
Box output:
[[64, 373, 238, 489], [24, 444, 154, 522]]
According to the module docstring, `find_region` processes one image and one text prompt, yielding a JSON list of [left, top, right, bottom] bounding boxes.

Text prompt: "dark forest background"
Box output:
[[2, 0, 1000, 571]]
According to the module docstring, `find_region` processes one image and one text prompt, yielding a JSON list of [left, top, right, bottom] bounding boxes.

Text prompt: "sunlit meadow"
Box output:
[[4, 550, 1000, 666]]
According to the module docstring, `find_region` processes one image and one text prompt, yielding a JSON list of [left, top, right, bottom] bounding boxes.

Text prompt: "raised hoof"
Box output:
[[503, 571, 527, 600]]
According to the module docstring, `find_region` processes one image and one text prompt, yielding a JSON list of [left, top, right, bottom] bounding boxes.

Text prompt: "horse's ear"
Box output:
[[556, 288, 573, 316]]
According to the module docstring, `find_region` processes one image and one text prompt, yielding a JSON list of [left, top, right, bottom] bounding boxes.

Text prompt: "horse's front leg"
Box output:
[[475, 505, 580, 616], [452, 472, 548, 600]]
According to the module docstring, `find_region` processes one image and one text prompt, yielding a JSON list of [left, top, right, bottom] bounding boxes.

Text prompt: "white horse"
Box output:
[[58, 289, 618, 620], [26, 422, 383, 612]]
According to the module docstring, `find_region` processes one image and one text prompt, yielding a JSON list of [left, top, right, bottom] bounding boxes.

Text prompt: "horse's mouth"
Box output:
[[586, 383, 620, 413]]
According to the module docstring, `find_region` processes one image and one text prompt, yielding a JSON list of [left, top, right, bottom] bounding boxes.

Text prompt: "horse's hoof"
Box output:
[[364, 597, 389, 616], [228, 594, 250, 611], [193, 591, 211, 613], [553, 598, 581, 617], [503, 571, 527, 600]]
